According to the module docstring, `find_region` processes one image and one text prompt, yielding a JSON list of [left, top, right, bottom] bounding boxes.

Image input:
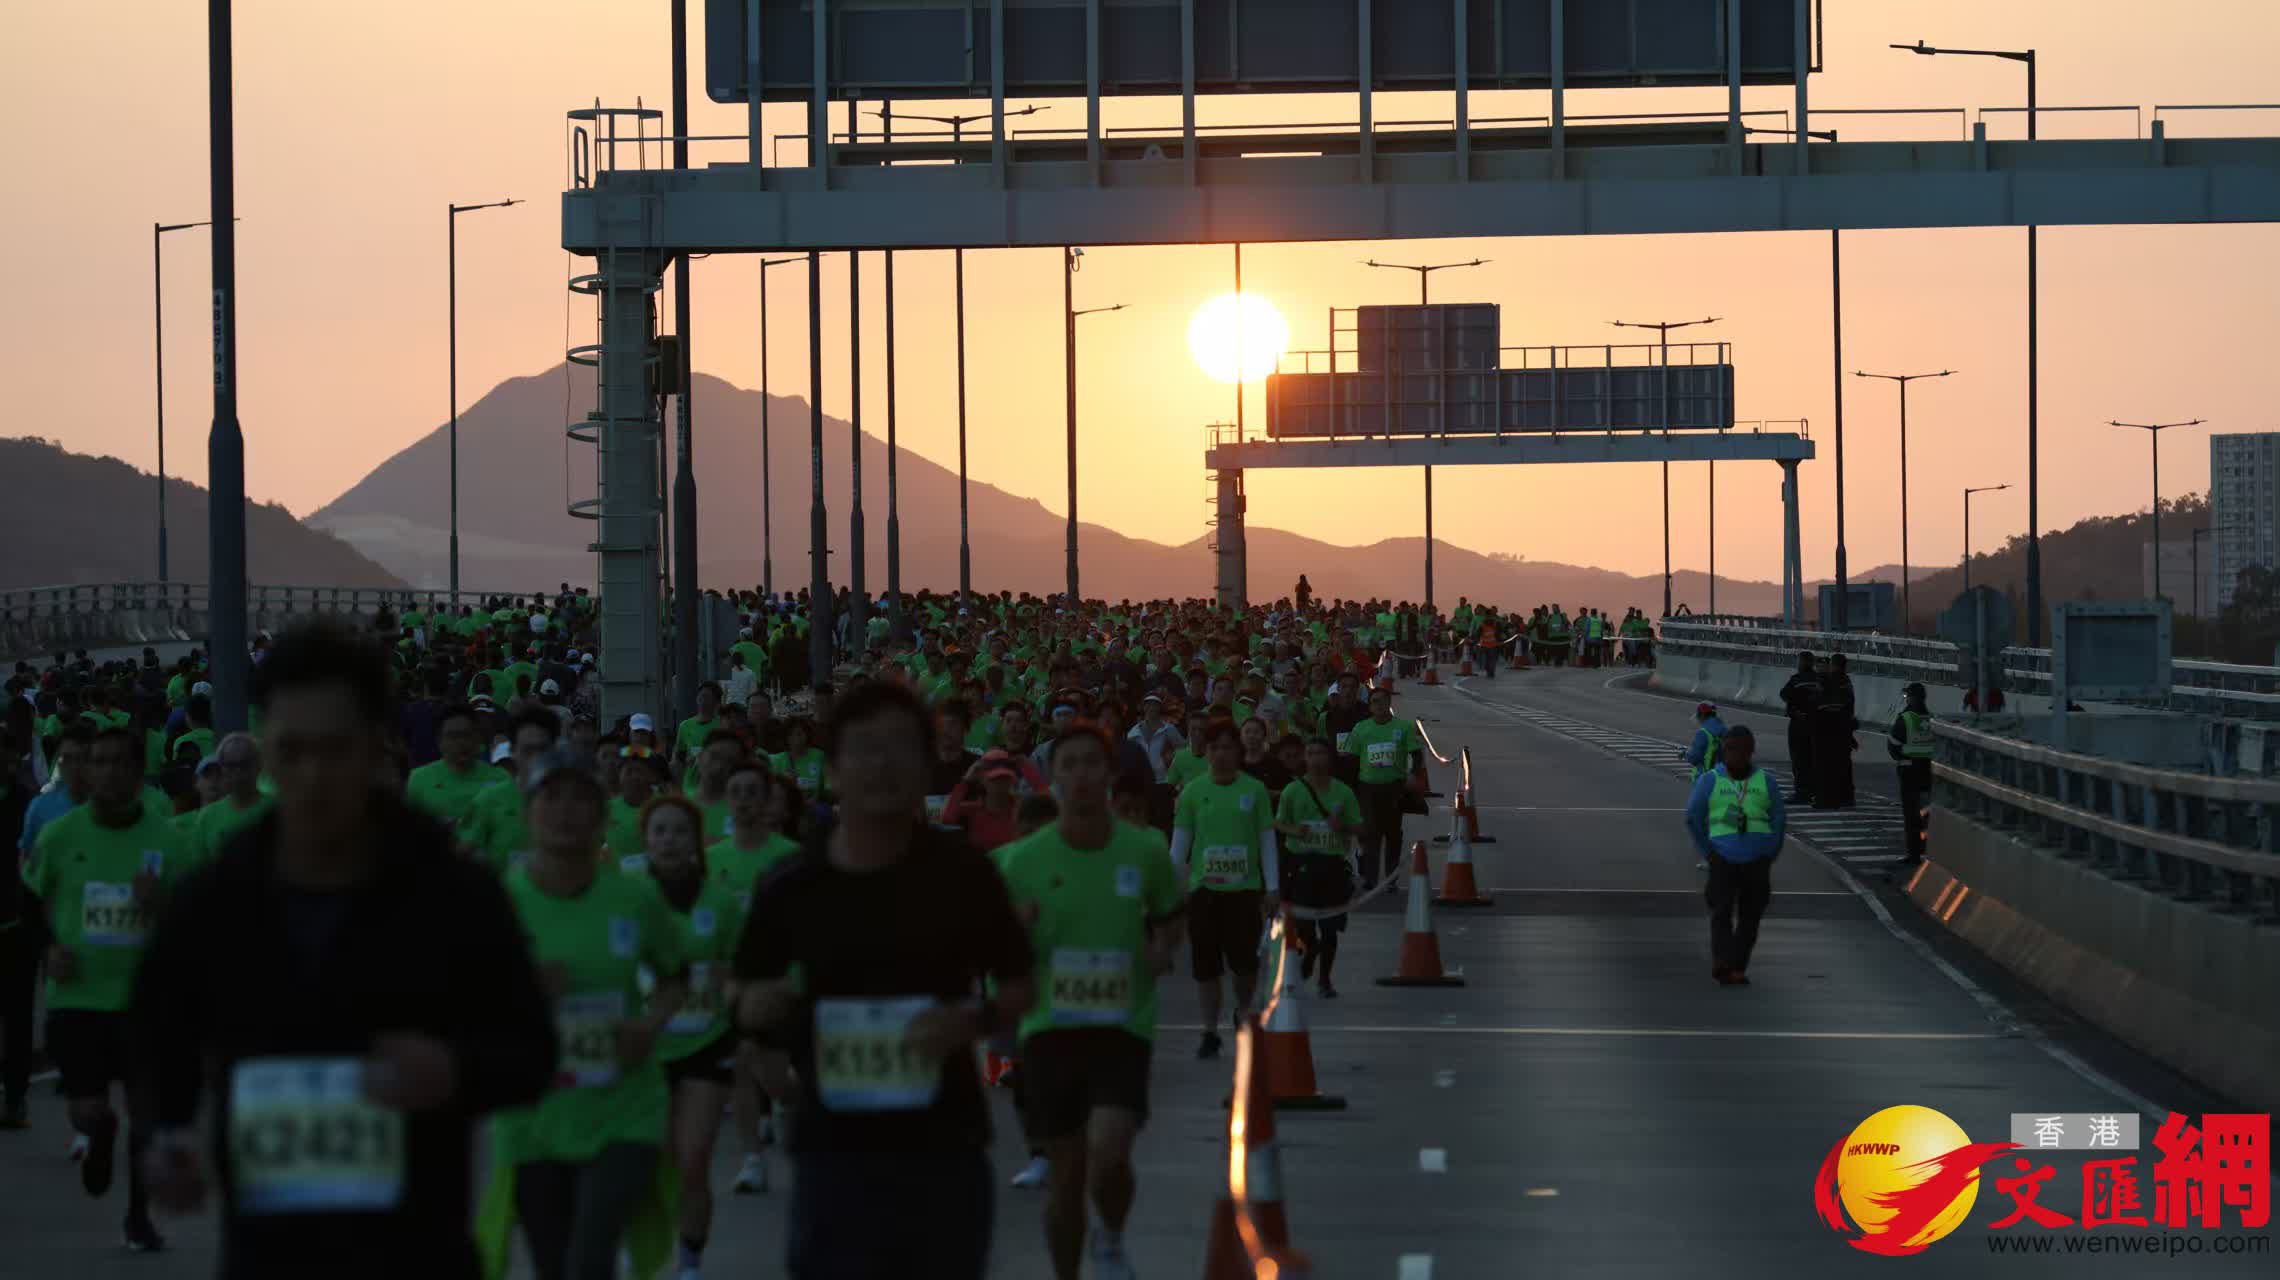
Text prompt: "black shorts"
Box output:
[[1018, 1028, 1152, 1141], [1284, 855, 1355, 936], [46, 1009, 131, 1100], [664, 1031, 738, 1089], [1187, 888, 1263, 982]]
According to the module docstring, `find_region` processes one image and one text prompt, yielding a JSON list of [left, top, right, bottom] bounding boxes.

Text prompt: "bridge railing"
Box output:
[[0, 582, 504, 660], [1656, 619, 2280, 720], [1933, 720, 2280, 924]]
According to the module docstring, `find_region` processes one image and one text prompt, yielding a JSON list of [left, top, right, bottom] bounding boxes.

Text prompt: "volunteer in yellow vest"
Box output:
[[23, 725, 189, 1251], [1886, 682, 1937, 868], [1683, 703, 1728, 783], [1168, 719, 1278, 1061], [1682, 725, 1787, 986], [995, 721, 1184, 1280]]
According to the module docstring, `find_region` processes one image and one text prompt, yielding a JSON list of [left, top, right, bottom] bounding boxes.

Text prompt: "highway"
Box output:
[[2, 667, 2269, 1277]]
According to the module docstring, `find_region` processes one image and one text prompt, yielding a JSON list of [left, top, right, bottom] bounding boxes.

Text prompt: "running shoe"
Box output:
[[1088, 1228, 1137, 1280], [1196, 1030, 1222, 1060], [1009, 1154, 1050, 1190], [81, 1114, 117, 1198], [732, 1153, 769, 1194], [122, 1215, 165, 1253]]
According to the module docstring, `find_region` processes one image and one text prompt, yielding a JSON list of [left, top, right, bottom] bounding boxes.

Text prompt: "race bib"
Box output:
[[555, 991, 627, 1089], [1201, 845, 1251, 889], [814, 997, 940, 1112], [229, 1058, 404, 1214], [80, 882, 146, 948], [1366, 741, 1398, 769], [666, 962, 718, 1037], [1302, 819, 1333, 851], [1334, 732, 1351, 755], [924, 795, 951, 824], [1049, 949, 1133, 1026]]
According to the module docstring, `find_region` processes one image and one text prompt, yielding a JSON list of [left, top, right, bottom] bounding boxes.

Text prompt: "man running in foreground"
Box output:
[[996, 722, 1184, 1280], [733, 681, 1035, 1280], [133, 619, 559, 1278]]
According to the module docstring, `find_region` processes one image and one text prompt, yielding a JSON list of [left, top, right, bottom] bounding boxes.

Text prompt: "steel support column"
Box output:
[[594, 251, 669, 726], [1780, 458, 1804, 622], [1215, 467, 1246, 611]]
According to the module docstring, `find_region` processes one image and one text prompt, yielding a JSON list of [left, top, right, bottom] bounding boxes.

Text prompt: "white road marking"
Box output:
[[1399, 1254, 1436, 1279], [1523, 1187, 1561, 1197], [1434, 1069, 1457, 1088], [1419, 1148, 1448, 1173]]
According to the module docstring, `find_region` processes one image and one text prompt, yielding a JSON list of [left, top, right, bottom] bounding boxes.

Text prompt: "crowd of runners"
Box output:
[[0, 584, 1654, 1279]]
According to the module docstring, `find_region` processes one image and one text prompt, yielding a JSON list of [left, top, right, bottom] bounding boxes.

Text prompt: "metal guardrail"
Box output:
[[1657, 619, 2280, 720], [0, 582, 505, 629], [1933, 720, 2280, 923]]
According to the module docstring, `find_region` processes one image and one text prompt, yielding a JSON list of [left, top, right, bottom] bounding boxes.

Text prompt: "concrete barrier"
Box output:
[[1913, 810, 2280, 1112]]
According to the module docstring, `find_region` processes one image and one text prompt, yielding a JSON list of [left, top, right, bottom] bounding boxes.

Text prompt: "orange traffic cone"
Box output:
[[1258, 932, 1346, 1110], [1204, 1028, 1314, 1280], [1460, 788, 1496, 845], [1422, 665, 1440, 685], [1436, 812, 1493, 908], [1377, 842, 1466, 987], [1458, 655, 1474, 676]]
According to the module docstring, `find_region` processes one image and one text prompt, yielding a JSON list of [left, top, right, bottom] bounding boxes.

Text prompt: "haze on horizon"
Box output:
[[9, 1, 2279, 589]]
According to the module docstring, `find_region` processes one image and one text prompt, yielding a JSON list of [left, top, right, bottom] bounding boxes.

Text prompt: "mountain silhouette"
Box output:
[[0, 436, 403, 593], [310, 362, 1792, 613]]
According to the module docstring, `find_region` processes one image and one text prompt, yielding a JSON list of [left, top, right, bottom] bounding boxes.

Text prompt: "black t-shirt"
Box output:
[[735, 825, 1033, 1154]]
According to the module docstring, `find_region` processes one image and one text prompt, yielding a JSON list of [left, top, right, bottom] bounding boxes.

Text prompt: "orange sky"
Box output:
[[10, 1, 2280, 590]]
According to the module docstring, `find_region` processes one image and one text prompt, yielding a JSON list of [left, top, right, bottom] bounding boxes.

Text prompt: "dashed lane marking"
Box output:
[[1419, 1148, 1449, 1173], [1399, 1254, 1436, 1279]]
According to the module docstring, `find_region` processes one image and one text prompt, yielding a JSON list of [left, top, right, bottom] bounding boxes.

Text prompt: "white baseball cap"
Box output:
[[190, 681, 213, 697], [489, 742, 514, 764], [629, 713, 655, 733], [539, 679, 562, 696]]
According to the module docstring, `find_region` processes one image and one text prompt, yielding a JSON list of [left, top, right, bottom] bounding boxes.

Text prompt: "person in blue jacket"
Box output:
[[1682, 703, 1728, 783], [1684, 724, 1786, 986]]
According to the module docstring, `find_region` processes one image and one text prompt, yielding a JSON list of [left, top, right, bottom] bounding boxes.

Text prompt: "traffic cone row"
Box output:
[[1422, 665, 1441, 685], [1458, 787, 1496, 845], [1204, 1030, 1315, 1279], [1435, 808, 1494, 908], [1258, 930, 1346, 1111], [1378, 841, 1466, 987]]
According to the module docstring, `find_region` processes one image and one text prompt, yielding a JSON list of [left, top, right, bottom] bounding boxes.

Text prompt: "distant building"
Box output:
[[2141, 540, 2217, 618], [2210, 433, 2280, 610]]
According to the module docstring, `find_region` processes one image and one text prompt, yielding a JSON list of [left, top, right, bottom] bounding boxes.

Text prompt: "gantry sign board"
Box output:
[[1267, 304, 1737, 438], [706, 0, 1812, 104], [2051, 601, 2173, 702]]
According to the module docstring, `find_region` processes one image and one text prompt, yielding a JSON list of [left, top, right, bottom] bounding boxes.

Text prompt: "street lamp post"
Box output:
[[1364, 258, 1487, 611], [2106, 418, 2208, 602], [1856, 368, 1954, 631], [1896, 38, 2039, 642], [1063, 246, 1124, 604], [756, 255, 801, 600], [154, 218, 223, 582], [207, 0, 249, 733], [1963, 483, 2009, 596], [876, 106, 1045, 607], [2191, 526, 2213, 620], [448, 198, 521, 599], [1611, 317, 1720, 616]]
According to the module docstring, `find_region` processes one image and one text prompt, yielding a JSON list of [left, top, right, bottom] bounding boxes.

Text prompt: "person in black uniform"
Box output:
[[1810, 654, 1857, 810], [1778, 651, 1820, 805]]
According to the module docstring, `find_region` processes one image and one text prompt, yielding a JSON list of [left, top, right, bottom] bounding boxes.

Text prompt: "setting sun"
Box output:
[[1187, 292, 1290, 384]]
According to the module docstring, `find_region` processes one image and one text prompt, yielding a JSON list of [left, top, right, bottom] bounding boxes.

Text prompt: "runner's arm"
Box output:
[[1168, 827, 1192, 881]]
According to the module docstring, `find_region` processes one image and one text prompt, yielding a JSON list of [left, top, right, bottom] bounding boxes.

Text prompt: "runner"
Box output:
[[1344, 685, 1424, 887], [995, 721, 1183, 1280], [1275, 737, 1366, 997], [405, 704, 493, 828], [732, 681, 1034, 1280], [183, 731, 271, 867], [131, 618, 557, 1278], [605, 748, 663, 861], [1168, 719, 1279, 1059], [23, 725, 183, 1251], [706, 761, 800, 1196], [461, 708, 562, 871], [637, 794, 746, 1280], [484, 746, 691, 1280]]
